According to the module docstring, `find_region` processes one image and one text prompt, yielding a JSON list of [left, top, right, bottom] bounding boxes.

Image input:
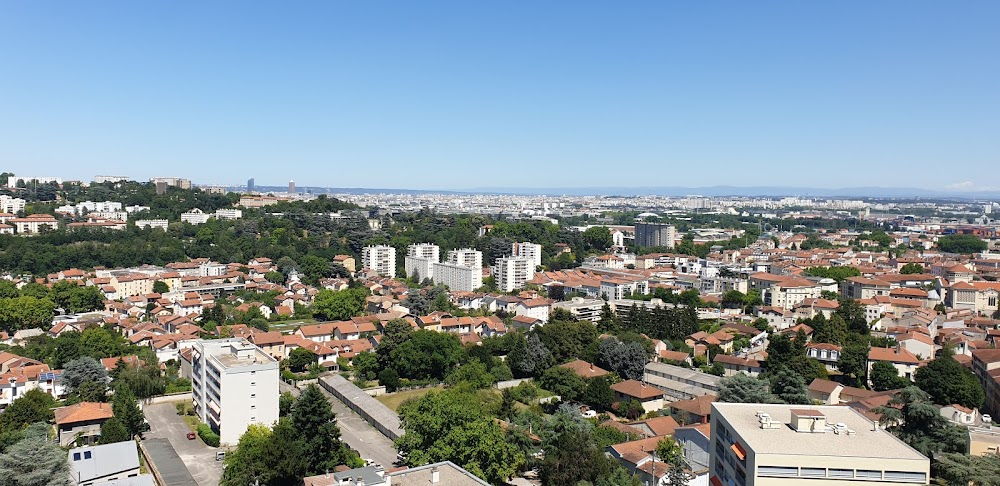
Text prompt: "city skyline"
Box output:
[[2, 2, 999, 191]]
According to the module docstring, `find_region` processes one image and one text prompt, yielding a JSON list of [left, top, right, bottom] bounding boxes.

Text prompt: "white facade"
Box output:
[[362, 245, 397, 277], [135, 219, 169, 230], [93, 175, 130, 184], [215, 208, 243, 220], [78, 201, 123, 213], [513, 242, 543, 267], [180, 208, 211, 224], [405, 243, 440, 281], [495, 256, 535, 293], [189, 339, 279, 446], [433, 261, 483, 292], [6, 176, 62, 188], [408, 243, 440, 260], [0, 195, 26, 214], [447, 248, 483, 269]]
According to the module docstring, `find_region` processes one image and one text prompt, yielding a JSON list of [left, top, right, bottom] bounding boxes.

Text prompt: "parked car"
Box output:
[[186, 431, 196, 440]]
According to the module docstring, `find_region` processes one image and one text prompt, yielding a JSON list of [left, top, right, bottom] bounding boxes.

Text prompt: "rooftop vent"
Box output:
[[757, 411, 782, 429]]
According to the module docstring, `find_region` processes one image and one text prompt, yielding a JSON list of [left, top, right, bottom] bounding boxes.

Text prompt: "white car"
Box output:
[[581, 410, 597, 418]]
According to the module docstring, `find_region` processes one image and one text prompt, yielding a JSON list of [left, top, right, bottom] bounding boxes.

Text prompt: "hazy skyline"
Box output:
[[2, 2, 998, 191]]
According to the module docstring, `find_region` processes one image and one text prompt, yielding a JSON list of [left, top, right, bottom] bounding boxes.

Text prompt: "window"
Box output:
[[251, 371, 256, 375], [73, 453, 81, 461], [883, 471, 926, 483], [251, 405, 256, 410], [84, 451, 92, 459], [856, 470, 881, 480], [829, 469, 853, 479], [758, 466, 797, 477], [250, 382, 256, 386], [250, 416, 256, 421], [801, 467, 825, 478]]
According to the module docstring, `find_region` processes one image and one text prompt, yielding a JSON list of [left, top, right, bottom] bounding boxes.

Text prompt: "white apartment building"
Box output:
[[149, 177, 191, 189], [125, 205, 151, 213], [0, 195, 26, 214], [6, 176, 62, 188], [135, 219, 169, 230], [93, 175, 130, 184], [405, 244, 440, 281], [180, 208, 211, 224], [495, 256, 535, 292], [77, 201, 123, 213], [10, 214, 59, 234], [215, 208, 243, 220], [433, 261, 483, 292], [512, 242, 543, 268], [362, 245, 397, 277], [710, 403, 929, 486], [188, 339, 279, 445], [448, 248, 483, 269]]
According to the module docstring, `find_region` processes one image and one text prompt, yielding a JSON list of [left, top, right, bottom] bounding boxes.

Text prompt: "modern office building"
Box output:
[[289, 180, 296, 194], [710, 403, 929, 486], [495, 256, 535, 292], [635, 222, 677, 248], [512, 242, 543, 267], [362, 245, 397, 277], [404, 244, 440, 281], [247, 178, 255, 192], [189, 338, 279, 446]]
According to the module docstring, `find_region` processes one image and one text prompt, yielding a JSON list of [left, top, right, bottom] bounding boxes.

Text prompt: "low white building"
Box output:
[[180, 208, 211, 225], [135, 220, 169, 231], [215, 208, 243, 220]]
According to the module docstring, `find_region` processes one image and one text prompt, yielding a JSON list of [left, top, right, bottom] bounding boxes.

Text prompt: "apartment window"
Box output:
[[250, 382, 256, 387], [856, 470, 882, 480], [758, 466, 798, 477], [84, 451, 92, 459], [251, 405, 256, 410], [251, 371, 256, 375], [251, 394, 256, 398], [829, 468, 853, 478], [883, 471, 926, 483], [73, 453, 81, 461], [801, 467, 825, 478]]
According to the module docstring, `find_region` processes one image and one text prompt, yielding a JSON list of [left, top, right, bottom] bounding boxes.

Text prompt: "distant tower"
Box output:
[[247, 178, 255, 192], [289, 180, 295, 194], [155, 181, 167, 195]]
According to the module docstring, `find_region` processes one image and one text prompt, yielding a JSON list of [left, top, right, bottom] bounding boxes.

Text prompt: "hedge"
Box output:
[[197, 423, 220, 447]]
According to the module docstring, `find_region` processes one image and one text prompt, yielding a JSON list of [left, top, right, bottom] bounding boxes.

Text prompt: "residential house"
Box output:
[[868, 347, 922, 384], [611, 380, 665, 413], [54, 402, 114, 446], [68, 440, 143, 486]]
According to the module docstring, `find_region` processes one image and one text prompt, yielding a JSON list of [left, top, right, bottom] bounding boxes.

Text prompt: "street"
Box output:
[[144, 402, 224, 486], [279, 380, 398, 468]]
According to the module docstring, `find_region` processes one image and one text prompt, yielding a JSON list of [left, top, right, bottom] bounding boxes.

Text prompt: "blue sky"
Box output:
[[1, 2, 998, 191]]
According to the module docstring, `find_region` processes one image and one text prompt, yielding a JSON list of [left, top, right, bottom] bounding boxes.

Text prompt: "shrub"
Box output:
[[197, 423, 220, 447], [175, 402, 186, 415]]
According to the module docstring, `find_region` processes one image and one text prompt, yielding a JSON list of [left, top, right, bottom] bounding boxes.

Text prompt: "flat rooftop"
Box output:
[[712, 403, 928, 461], [202, 339, 277, 369]]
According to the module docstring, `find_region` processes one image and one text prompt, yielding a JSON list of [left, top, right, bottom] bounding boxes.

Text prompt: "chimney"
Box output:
[[431, 466, 440, 484]]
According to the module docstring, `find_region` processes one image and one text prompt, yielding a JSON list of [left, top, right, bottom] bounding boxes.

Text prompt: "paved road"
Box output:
[[144, 402, 224, 486], [280, 380, 398, 468]]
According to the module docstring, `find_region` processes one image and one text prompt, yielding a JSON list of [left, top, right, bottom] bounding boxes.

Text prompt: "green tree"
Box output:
[[376, 319, 413, 368], [445, 360, 495, 389], [899, 263, 926, 274], [934, 453, 1000, 486], [396, 388, 484, 466], [540, 428, 610, 485], [0, 296, 56, 332], [98, 417, 130, 444], [390, 330, 465, 380], [618, 399, 645, 420], [717, 373, 776, 404], [379, 367, 401, 392], [429, 419, 525, 485], [352, 351, 380, 382], [666, 451, 693, 486], [875, 386, 967, 456], [540, 366, 587, 401], [0, 390, 56, 437], [581, 375, 616, 411], [870, 361, 909, 391], [534, 320, 597, 365], [0, 433, 72, 486], [654, 436, 682, 464], [292, 384, 347, 473], [112, 385, 146, 439], [837, 342, 870, 387], [152, 280, 170, 294], [287, 348, 316, 373], [508, 333, 552, 378], [937, 234, 987, 254], [835, 299, 870, 335], [278, 392, 296, 417], [312, 288, 368, 321], [74, 380, 108, 403], [582, 227, 613, 252], [768, 367, 810, 404], [803, 266, 861, 282], [597, 337, 650, 381], [914, 352, 985, 409], [221, 422, 309, 486], [61, 356, 108, 392]]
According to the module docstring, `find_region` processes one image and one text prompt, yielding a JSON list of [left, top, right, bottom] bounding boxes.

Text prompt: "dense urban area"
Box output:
[[3, 173, 1000, 486]]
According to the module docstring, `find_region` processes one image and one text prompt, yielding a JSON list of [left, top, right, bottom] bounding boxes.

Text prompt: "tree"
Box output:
[[582, 226, 613, 252], [376, 319, 413, 368], [803, 266, 861, 282], [914, 352, 985, 409], [837, 342, 870, 387], [221, 422, 309, 486], [61, 356, 108, 392], [618, 399, 645, 420], [312, 288, 368, 321], [899, 263, 926, 275], [445, 360, 495, 389], [429, 419, 525, 485], [112, 385, 146, 439], [667, 452, 693, 486], [935, 452, 1000, 486], [279, 392, 296, 417], [292, 384, 348, 473], [540, 429, 611, 486], [390, 330, 465, 380], [811, 314, 847, 346], [74, 380, 108, 403], [352, 352, 380, 382], [0, 434, 72, 486], [287, 348, 316, 373], [0, 390, 56, 435], [835, 299, 870, 335], [721, 290, 746, 309], [540, 366, 587, 401], [379, 368, 401, 392], [597, 337, 650, 381], [870, 361, 909, 392], [98, 417, 130, 444], [534, 320, 598, 365], [581, 375, 616, 411], [597, 303, 621, 333], [654, 436, 682, 464], [396, 388, 485, 466], [717, 373, 776, 404], [508, 333, 552, 378], [152, 280, 170, 294], [937, 234, 987, 254], [875, 386, 967, 456], [0, 296, 56, 333], [768, 367, 810, 404]]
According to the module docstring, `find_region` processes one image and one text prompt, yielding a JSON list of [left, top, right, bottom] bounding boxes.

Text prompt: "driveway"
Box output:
[[280, 380, 398, 468], [144, 402, 224, 486]]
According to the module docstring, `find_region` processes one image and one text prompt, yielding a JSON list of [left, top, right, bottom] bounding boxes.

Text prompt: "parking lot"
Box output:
[[144, 402, 224, 486]]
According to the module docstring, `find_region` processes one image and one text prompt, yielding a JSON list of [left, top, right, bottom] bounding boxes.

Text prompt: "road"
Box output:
[[144, 402, 224, 486], [280, 380, 398, 468]]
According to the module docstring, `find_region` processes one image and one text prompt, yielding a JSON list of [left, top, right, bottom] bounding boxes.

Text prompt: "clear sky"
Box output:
[[1, 1, 998, 191]]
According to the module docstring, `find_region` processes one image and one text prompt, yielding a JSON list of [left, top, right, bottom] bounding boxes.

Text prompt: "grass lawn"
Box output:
[[181, 415, 200, 431], [375, 385, 444, 411]]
